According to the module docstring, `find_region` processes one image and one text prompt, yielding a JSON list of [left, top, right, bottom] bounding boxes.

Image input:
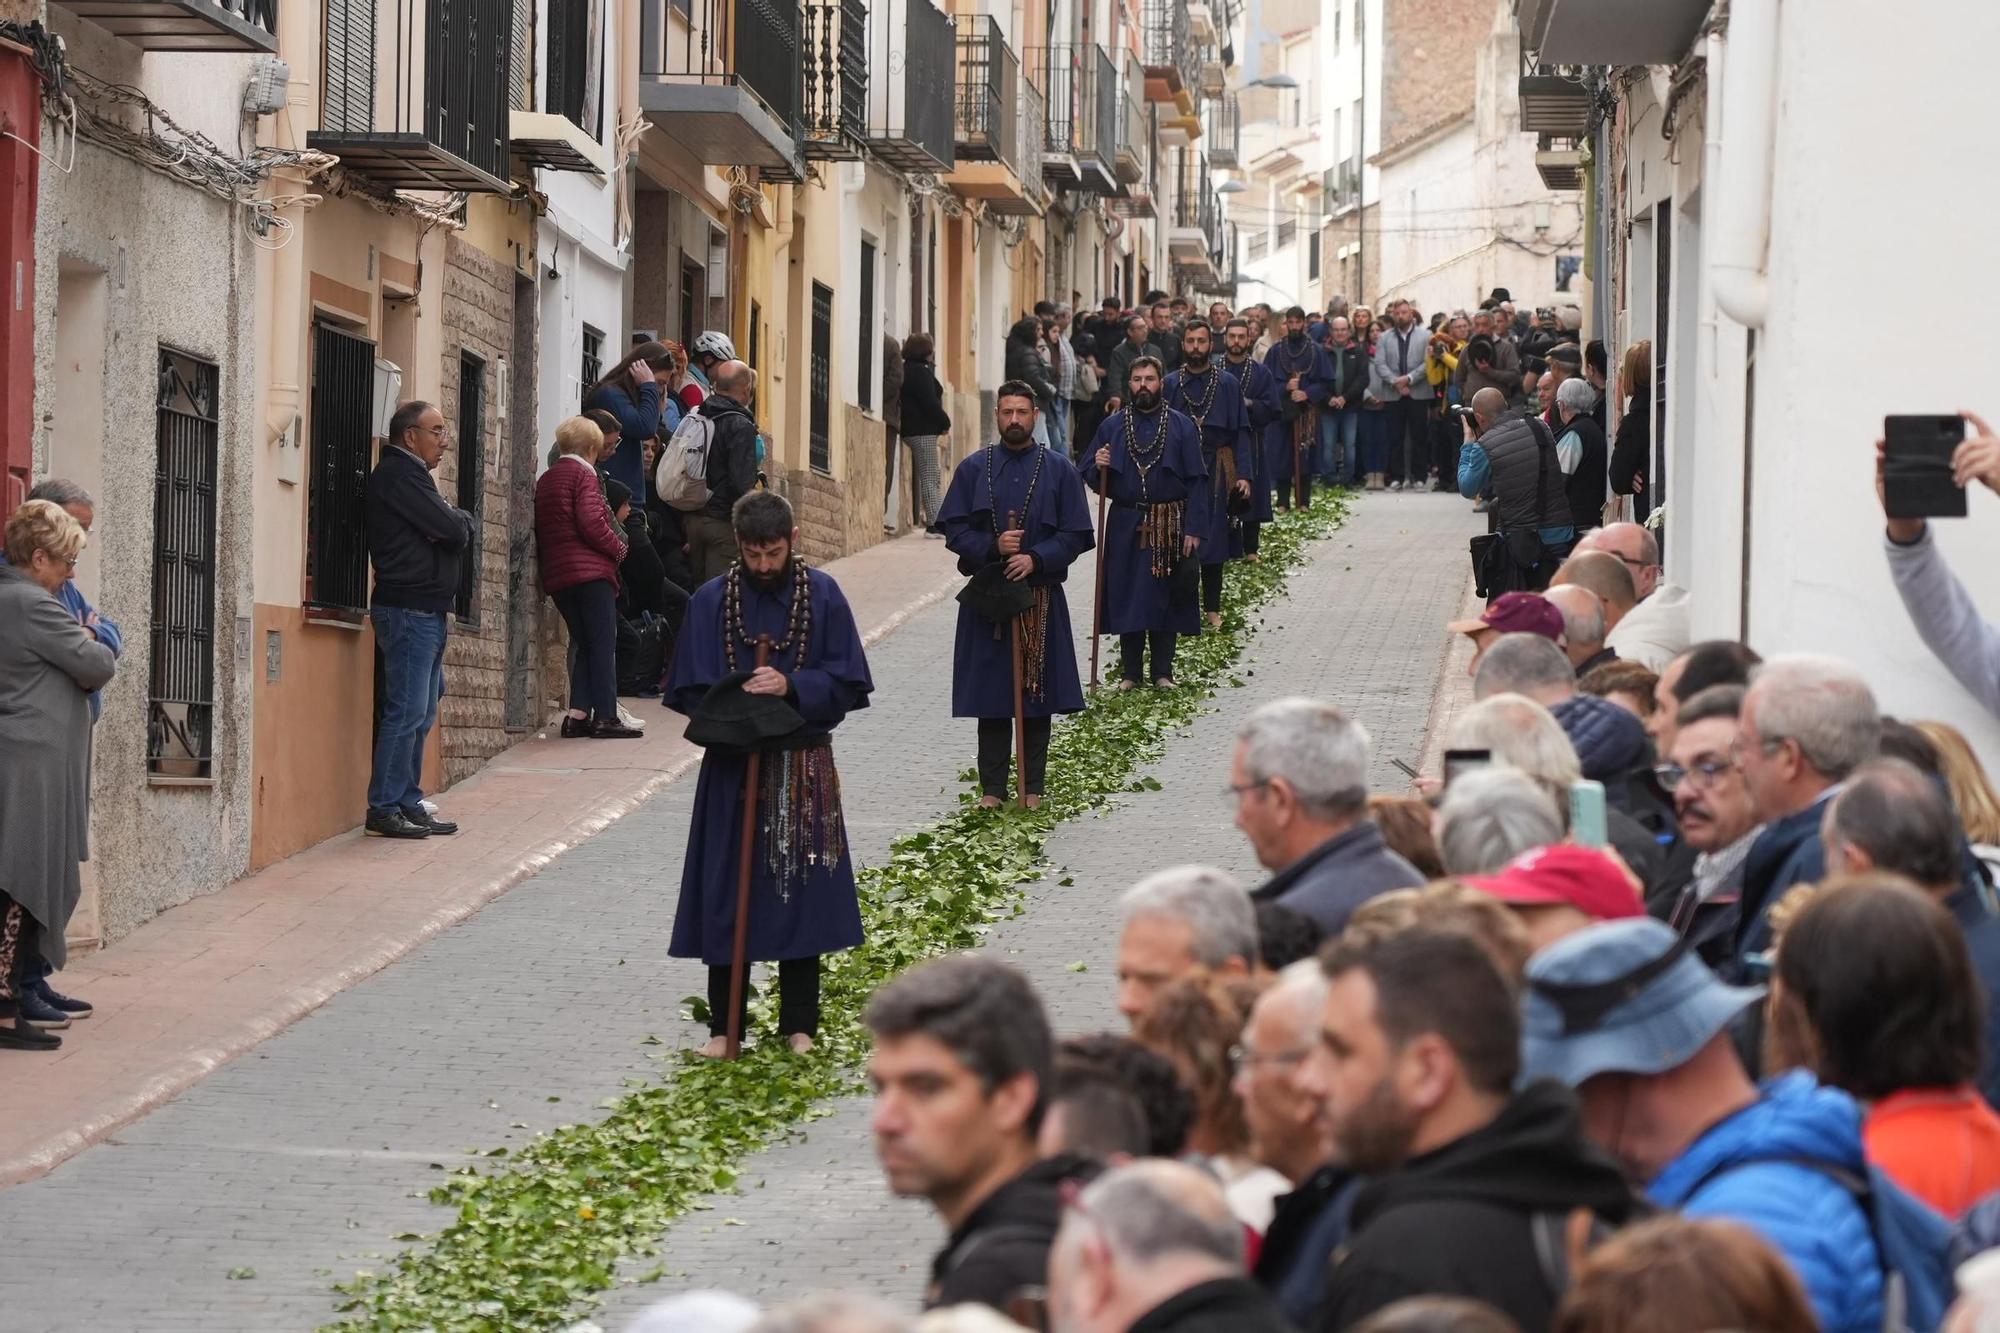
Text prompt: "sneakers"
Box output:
[[33, 980, 91, 1018], [365, 810, 431, 839], [0, 1006, 60, 1051], [616, 704, 648, 731], [1389, 479, 1404, 492], [16, 987, 71, 1029]]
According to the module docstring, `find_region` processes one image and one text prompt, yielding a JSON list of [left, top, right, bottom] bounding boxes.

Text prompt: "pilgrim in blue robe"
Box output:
[[1165, 364, 1252, 568], [939, 441, 1096, 718], [1263, 336, 1335, 500], [666, 565, 872, 966], [1223, 354, 1284, 528], [1082, 405, 1208, 636]]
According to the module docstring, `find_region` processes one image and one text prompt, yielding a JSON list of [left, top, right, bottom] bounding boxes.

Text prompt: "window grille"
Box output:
[[149, 347, 220, 779]]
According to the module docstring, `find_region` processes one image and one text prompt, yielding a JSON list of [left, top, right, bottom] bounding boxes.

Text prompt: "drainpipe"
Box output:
[[1709, 0, 1778, 329]]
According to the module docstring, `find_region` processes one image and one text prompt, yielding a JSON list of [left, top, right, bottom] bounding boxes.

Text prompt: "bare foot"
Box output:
[[1154, 677, 1177, 689], [1022, 794, 1043, 810], [787, 1032, 815, 1055], [1115, 679, 1136, 692], [1205, 612, 1223, 628], [978, 795, 1003, 809], [697, 1035, 730, 1058]]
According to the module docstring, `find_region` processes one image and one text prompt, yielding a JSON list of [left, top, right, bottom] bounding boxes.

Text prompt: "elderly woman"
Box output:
[[535, 416, 638, 740], [1555, 375, 1609, 535], [0, 500, 118, 1050]]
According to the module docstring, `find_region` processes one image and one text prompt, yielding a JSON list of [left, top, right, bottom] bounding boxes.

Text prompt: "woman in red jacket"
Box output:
[[535, 416, 640, 738]]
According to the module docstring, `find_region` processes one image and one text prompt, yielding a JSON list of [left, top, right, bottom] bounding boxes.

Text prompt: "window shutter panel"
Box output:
[[322, 0, 378, 134]]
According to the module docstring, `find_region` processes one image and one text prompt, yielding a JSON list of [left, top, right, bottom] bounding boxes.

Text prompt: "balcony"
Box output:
[[1031, 44, 1119, 196], [1187, 0, 1216, 44], [802, 0, 868, 160], [994, 67, 1047, 217], [1207, 92, 1239, 167], [1518, 65, 1593, 137], [1168, 149, 1222, 283], [1536, 134, 1584, 191], [51, 0, 275, 52], [864, 0, 956, 172], [1141, 0, 1197, 115], [637, 0, 803, 176], [513, 0, 612, 174], [1112, 62, 1146, 185], [950, 17, 1034, 210], [1322, 156, 1360, 213], [1515, 0, 1707, 66], [1192, 222, 1237, 298], [308, 0, 511, 193]]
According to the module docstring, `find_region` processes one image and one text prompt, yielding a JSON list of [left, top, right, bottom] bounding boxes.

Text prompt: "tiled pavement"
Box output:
[[0, 491, 1477, 1331]]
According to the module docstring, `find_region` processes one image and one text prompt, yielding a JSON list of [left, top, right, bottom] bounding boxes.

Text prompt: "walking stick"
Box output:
[[725, 633, 773, 1061], [1007, 510, 1030, 808], [1088, 471, 1109, 688]]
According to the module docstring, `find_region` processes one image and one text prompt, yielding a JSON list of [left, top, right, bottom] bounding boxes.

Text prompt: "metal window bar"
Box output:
[[954, 16, 1017, 171], [306, 323, 377, 614], [427, 0, 512, 183], [802, 0, 867, 156], [1089, 44, 1117, 172], [1031, 44, 1080, 161], [455, 352, 486, 623], [150, 348, 220, 780], [1018, 64, 1045, 203], [809, 282, 833, 473], [1141, 0, 1194, 95], [638, 0, 801, 136], [546, 0, 601, 135], [580, 325, 603, 408], [857, 240, 875, 409]]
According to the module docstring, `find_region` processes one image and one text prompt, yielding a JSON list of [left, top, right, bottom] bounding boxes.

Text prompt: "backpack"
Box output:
[[616, 612, 669, 697], [655, 409, 715, 511], [1699, 1156, 1955, 1333]]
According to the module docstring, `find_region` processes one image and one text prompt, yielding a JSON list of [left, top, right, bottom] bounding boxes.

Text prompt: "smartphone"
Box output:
[[1884, 415, 1968, 519], [1443, 749, 1492, 788], [1390, 757, 1420, 781], [1570, 779, 1609, 848]]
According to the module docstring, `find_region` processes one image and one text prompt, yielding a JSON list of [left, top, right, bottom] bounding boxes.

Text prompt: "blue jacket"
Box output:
[[1650, 1072, 1883, 1333], [0, 550, 121, 720], [1737, 799, 1831, 958]]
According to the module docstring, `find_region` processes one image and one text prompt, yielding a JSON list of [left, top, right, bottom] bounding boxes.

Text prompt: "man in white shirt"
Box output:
[[1573, 521, 1689, 671]]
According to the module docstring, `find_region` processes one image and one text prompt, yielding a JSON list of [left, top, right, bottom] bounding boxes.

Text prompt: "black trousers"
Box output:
[[1201, 563, 1224, 614], [1430, 410, 1461, 487], [1241, 520, 1260, 555], [707, 956, 822, 1038], [1383, 399, 1428, 483], [1275, 421, 1313, 510], [977, 715, 1052, 798], [552, 579, 619, 719], [1119, 631, 1177, 683]]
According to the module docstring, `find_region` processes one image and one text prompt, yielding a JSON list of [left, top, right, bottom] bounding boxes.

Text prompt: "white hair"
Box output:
[[1557, 377, 1598, 415], [1119, 865, 1256, 968], [1473, 632, 1578, 702], [1065, 1159, 1243, 1268], [1257, 962, 1329, 1045], [626, 1291, 761, 1333], [1437, 768, 1564, 875], [1746, 654, 1880, 781], [751, 1293, 911, 1333], [1236, 697, 1370, 821], [1444, 694, 1581, 813]]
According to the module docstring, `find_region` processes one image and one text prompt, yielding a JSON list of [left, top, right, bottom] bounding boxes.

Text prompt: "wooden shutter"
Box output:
[[322, 0, 378, 134]]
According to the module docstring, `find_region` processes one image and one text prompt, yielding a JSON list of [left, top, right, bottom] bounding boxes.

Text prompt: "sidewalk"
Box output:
[[0, 531, 962, 1187]]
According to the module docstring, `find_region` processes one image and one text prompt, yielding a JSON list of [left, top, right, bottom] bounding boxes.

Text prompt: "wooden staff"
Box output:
[[1088, 468, 1109, 688], [1007, 509, 1030, 808], [1293, 409, 1313, 512], [725, 633, 773, 1061]]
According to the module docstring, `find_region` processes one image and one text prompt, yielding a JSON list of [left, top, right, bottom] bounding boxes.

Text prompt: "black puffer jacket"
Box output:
[[1481, 412, 1573, 535], [696, 394, 760, 522]]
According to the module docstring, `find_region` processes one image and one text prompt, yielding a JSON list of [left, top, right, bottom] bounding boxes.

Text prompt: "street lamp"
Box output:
[[1216, 179, 1247, 194], [1245, 73, 1299, 90]]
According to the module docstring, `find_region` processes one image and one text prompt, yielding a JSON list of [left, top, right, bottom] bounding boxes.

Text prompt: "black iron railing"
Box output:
[[1209, 91, 1240, 166], [1142, 0, 1195, 96], [425, 0, 511, 187], [802, 0, 867, 158], [547, 0, 601, 135], [638, 0, 802, 135], [954, 15, 1018, 172], [454, 351, 486, 624], [1172, 148, 1220, 254], [1113, 56, 1146, 183], [306, 323, 376, 616], [1028, 43, 1115, 190], [809, 282, 832, 473], [150, 348, 220, 780]]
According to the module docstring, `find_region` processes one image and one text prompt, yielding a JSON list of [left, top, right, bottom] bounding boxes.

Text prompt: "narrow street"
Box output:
[[0, 492, 1477, 1331]]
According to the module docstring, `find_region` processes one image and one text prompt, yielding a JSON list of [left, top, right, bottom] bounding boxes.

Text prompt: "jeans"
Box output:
[[367, 604, 448, 819], [1047, 398, 1070, 452], [977, 715, 1052, 798], [1119, 631, 1177, 683], [708, 956, 822, 1038], [552, 579, 619, 720], [1359, 409, 1389, 476], [1318, 409, 1359, 484]]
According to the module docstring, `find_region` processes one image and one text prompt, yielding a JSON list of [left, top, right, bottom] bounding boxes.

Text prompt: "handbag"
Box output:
[[1076, 358, 1101, 397], [1468, 419, 1558, 599]]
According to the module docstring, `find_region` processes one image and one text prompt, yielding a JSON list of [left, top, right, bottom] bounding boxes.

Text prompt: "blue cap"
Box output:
[[1520, 918, 1765, 1088]]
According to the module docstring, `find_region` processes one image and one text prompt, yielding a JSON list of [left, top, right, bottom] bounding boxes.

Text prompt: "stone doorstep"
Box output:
[[0, 531, 962, 1189]]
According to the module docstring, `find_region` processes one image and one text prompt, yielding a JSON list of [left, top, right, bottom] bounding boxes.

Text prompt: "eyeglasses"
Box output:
[[413, 423, 452, 441], [1230, 1042, 1314, 1071], [1221, 779, 1271, 802], [1728, 734, 1786, 765], [1653, 756, 1735, 792]]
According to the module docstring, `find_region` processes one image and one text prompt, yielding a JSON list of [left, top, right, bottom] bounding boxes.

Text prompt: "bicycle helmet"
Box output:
[[692, 331, 737, 362]]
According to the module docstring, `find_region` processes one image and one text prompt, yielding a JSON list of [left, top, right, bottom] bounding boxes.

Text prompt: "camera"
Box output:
[[1448, 404, 1478, 420]]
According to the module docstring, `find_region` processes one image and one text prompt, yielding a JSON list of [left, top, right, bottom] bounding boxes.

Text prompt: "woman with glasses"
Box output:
[[0, 501, 118, 1050]]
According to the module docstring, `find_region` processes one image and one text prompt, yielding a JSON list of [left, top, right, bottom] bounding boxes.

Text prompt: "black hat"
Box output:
[[683, 670, 806, 752], [1489, 287, 1513, 303], [1169, 553, 1200, 608], [957, 561, 1037, 624], [604, 477, 634, 512]]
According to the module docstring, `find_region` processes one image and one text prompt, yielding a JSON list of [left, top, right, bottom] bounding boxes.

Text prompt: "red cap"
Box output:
[[1447, 591, 1564, 642], [1468, 845, 1644, 921]]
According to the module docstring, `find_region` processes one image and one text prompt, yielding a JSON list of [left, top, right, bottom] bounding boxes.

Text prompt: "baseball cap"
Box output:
[[1520, 917, 1765, 1088], [1468, 845, 1644, 922], [1447, 591, 1564, 642]]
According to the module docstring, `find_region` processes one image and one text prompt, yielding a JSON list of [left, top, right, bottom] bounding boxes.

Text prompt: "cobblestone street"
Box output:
[[0, 492, 1476, 1331]]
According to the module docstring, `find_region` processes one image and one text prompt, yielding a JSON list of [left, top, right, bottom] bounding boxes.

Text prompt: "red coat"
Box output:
[[535, 456, 628, 594]]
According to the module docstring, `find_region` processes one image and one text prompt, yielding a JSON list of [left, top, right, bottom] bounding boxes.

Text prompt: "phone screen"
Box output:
[[1570, 779, 1609, 848], [1444, 749, 1493, 788], [1884, 415, 1968, 519]]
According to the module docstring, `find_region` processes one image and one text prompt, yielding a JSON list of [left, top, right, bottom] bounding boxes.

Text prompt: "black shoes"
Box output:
[[591, 719, 643, 739], [560, 714, 592, 738], [0, 1005, 60, 1051], [365, 810, 431, 839], [409, 811, 458, 836], [16, 987, 71, 1029], [33, 980, 91, 1018]]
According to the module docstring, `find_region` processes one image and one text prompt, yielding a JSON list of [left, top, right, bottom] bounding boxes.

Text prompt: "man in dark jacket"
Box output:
[[1235, 698, 1424, 935], [683, 360, 761, 586], [1458, 387, 1574, 595], [1106, 316, 1158, 414], [1301, 929, 1641, 1332], [1048, 1160, 1296, 1333], [869, 955, 1094, 1315], [362, 400, 473, 840]]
